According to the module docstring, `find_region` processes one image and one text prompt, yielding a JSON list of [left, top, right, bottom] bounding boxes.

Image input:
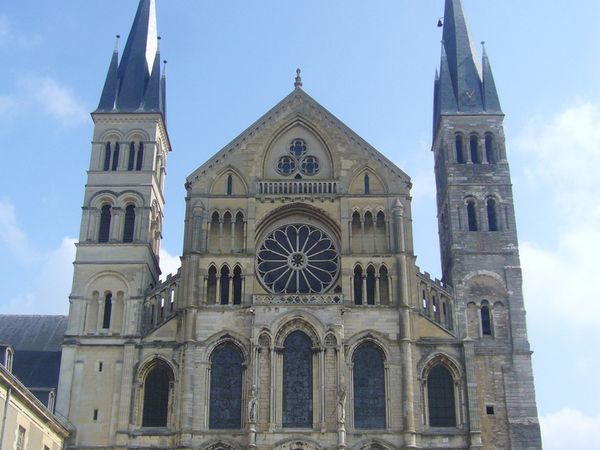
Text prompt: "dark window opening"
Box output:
[[136, 142, 144, 170], [98, 361, 103, 372], [220, 266, 230, 304], [233, 266, 242, 305], [123, 205, 136, 243], [283, 331, 313, 428], [102, 293, 112, 329], [455, 135, 465, 164], [142, 362, 172, 427], [470, 135, 480, 163], [481, 305, 492, 336], [364, 174, 370, 194], [128, 142, 135, 171], [485, 135, 495, 163], [353, 343, 386, 429], [486, 405, 495, 415], [487, 199, 498, 231], [111, 143, 120, 171], [103, 143, 112, 171], [379, 266, 389, 304], [226, 174, 233, 195], [366, 266, 375, 305], [209, 344, 243, 429], [93, 409, 99, 421], [98, 205, 111, 243], [427, 365, 456, 427], [354, 266, 363, 305], [467, 201, 478, 231], [207, 266, 217, 304]]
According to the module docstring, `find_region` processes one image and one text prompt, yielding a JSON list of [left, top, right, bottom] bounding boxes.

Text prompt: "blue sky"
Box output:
[[1, 1, 600, 448]]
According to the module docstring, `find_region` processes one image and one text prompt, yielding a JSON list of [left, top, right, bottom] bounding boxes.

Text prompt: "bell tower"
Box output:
[[432, 0, 542, 448], [57, 0, 171, 443]]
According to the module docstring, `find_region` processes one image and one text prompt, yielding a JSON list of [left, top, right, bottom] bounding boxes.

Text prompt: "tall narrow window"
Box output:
[[485, 134, 495, 163], [99, 205, 111, 242], [283, 331, 313, 428], [142, 361, 173, 427], [209, 344, 243, 429], [353, 343, 385, 429], [102, 293, 112, 329], [366, 265, 375, 305], [226, 174, 233, 195], [128, 142, 135, 170], [467, 200, 478, 231], [123, 205, 136, 243], [207, 266, 217, 304], [234, 212, 245, 251], [111, 142, 120, 171], [427, 365, 456, 427], [354, 265, 363, 305], [379, 266, 389, 305], [136, 142, 144, 170], [487, 198, 498, 231], [481, 305, 492, 336], [455, 135, 465, 164], [470, 135, 480, 163], [364, 174, 370, 194], [232, 266, 242, 305], [220, 266, 230, 305], [103, 143, 112, 171]]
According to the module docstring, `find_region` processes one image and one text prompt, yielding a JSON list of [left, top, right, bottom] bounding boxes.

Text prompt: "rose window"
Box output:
[[257, 224, 339, 294], [276, 138, 320, 177]]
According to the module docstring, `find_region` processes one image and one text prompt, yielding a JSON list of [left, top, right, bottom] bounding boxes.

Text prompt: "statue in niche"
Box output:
[[336, 386, 347, 423], [248, 384, 258, 423]]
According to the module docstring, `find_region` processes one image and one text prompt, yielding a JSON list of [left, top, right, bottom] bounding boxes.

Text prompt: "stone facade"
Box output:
[[56, 1, 542, 449]]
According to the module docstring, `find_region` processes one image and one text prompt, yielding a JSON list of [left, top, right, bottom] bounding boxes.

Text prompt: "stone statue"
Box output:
[[248, 384, 258, 423], [336, 387, 347, 423]]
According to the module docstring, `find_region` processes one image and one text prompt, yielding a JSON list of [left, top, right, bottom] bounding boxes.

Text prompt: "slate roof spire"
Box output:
[[96, 0, 166, 115], [434, 0, 502, 120]]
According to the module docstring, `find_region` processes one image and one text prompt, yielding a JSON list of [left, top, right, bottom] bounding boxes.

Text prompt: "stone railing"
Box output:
[[253, 294, 343, 305], [257, 180, 338, 196]]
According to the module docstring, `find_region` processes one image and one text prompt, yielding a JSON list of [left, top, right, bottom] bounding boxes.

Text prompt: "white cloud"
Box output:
[[19, 76, 88, 126], [0, 198, 41, 263], [0, 14, 41, 48], [541, 409, 600, 450], [159, 246, 181, 281]]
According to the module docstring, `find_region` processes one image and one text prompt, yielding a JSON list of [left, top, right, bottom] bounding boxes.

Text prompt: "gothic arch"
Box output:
[[351, 439, 396, 450], [419, 352, 462, 381], [210, 166, 249, 195], [133, 356, 176, 428], [274, 315, 322, 348], [257, 329, 273, 347], [204, 332, 251, 363], [136, 354, 178, 381], [345, 331, 392, 362], [348, 166, 388, 194], [255, 202, 341, 241], [262, 116, 337, 179], [202, 441, 241, 450], [273, 437, 322, 450]]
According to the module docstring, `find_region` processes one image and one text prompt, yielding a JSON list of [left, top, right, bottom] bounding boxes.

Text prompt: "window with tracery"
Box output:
[[353, 343, 386, 429], [257, 224, 339, 294], [283, 331, 313, 427], [427, 365, 456, 427], [209, 344, 243, 429], [276, 139, 320, 177]]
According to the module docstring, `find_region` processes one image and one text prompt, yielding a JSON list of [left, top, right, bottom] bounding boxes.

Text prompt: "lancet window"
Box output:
[[208, 210, 246, 253], [141, 360, 173, 427], [349, 210, 389, 254], [353, 343, 386, 429], [209, 344, 243, 429], [353, 263, 391, 305]]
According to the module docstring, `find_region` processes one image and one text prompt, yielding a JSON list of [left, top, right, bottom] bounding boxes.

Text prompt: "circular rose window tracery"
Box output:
[[257, 224, 339, 294]]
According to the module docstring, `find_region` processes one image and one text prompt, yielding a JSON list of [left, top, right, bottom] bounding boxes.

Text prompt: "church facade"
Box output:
[[56, 1, 542, 449]]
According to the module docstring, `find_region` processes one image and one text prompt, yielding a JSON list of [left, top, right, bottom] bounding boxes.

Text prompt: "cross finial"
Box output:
[[294, 68, 303, 89]]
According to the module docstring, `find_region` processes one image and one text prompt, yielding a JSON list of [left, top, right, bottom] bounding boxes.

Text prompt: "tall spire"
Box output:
[[96, 0, 165, 114], [481, 44, 502, 113]]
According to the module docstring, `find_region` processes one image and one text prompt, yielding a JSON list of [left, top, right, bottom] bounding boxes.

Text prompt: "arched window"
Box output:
[[142, 361, 173, 427], [283, 331, 312, 428], [136, 142, 144, 171], [98, 205, 111, 243], [103, 143, 112, 171], [379, 266, 389, 305], [111, 142, 120, 171], [427, 365, 456, 427], [485, 134, 495, 163], [232, 266, 242, 305], [207, 266, 217, 304], [364, 174, 370, 194], [481, 305, 492, 336], [366, 265, 375, 305], [226, 174, 233, 195], [351, 211, 361, 253], [128, 142, 135, 171], [470, 135, 480, 163], [48, 390, 56, 413], [123, 205, 136, 243], [353, 343, 386, 429], [234, 212, 245, 251], [455, 135, 465, 164], [5, 348, 13, 372], [209, 344, 243, 429], [102, 293, 112, 329], [354, 265, 363, 305], [487, 198, 498, 231], [467, 200, 478, 231], [220, 266, 230, 304]]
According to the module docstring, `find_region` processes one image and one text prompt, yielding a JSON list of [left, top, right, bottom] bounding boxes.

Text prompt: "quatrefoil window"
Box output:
[[276, 139, 320, 177]]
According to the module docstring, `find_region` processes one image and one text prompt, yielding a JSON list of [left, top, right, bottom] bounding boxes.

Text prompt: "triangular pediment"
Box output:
[[186, 88, 410, 192]]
